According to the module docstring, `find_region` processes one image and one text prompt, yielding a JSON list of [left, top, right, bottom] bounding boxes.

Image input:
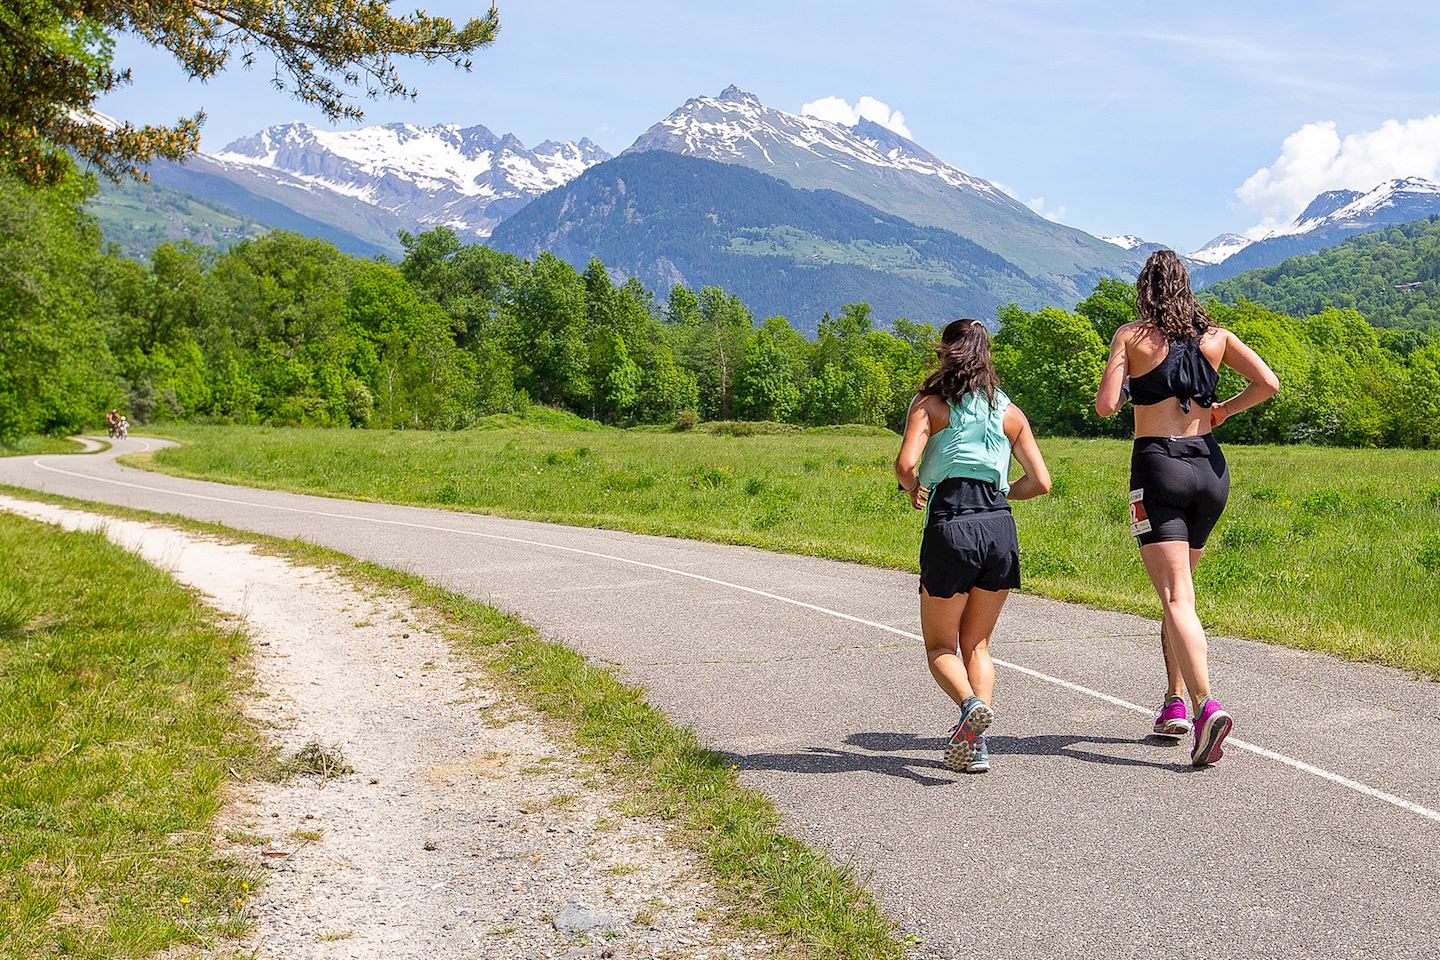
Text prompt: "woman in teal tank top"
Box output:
[[895, 319, 1053, 774]]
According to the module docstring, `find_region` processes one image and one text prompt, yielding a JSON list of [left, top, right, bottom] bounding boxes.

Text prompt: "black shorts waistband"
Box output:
[[1132, 434, 1221, 458], [926, 476, 1010, 523]]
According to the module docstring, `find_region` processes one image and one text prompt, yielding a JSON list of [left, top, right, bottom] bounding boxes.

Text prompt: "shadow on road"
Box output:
[[728, 730, 1183, 786]]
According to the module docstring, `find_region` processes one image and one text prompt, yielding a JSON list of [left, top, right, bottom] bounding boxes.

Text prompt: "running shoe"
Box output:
[[1190, 698, 1233, 767], [1152, 696, 1192, 738], [965, 734, 991, 774], [943, 697, 995, 772]]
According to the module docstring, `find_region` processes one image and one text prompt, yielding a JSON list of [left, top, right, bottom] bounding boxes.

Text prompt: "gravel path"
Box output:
[[2, 497, 775, 960]]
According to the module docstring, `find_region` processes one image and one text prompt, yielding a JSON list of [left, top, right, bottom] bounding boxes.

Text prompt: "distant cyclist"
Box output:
[[118, 416, 129, 440], [1095, 250, 1278, 767], [106, 410, 119, 438], [895, 318, 1052, 774]]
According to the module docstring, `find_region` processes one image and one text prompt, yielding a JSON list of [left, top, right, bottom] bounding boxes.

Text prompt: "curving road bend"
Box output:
[[3, 438, 1438, 960]]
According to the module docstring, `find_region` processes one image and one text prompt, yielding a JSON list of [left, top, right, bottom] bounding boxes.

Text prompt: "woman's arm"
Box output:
[[1003, 404, 1052, 501], [1211, 329, 1280, 427], [1095, 326, 1131, 418], [895, 395, 932, 509]]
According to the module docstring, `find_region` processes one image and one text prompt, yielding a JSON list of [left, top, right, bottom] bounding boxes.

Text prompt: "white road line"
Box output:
[[23, 450, 1440, 826]]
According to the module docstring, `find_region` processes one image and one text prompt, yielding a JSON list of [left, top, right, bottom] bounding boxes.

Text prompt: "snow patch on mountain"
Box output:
[[627, 85, 1014, 204], [214, 122, 610, 237], [1099, 234, 1146, 250], [1264, 177, 1440, 238], [1187, 233, 1252, 265]]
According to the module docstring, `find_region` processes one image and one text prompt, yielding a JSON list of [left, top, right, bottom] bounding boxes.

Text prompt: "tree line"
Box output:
[[3, 172, 1438, 449], [1207, 217, 1440, 333]]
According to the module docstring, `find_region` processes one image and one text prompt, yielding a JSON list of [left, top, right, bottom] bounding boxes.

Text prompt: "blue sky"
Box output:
[[99, 0, 1440, 251]]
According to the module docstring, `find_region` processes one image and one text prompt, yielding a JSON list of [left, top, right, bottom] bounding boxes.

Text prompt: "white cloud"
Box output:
[[1024, 196, 1067, 224], [800, 95, 912, 139], [1237, 114, 1440, 232]]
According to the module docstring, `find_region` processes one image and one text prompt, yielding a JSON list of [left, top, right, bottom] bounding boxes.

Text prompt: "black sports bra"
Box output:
[[1128, 334, 1219, 412]]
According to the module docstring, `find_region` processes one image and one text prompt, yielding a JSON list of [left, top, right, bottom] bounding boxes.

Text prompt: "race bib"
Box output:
[[1129, 489, 1152, 536]]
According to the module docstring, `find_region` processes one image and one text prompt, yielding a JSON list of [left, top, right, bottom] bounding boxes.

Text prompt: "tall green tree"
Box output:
[[734, 319, 802, 422], [0, 173, 113, 440], [505, 252, 590, 408], [993, 304, 1107, 435], [1076, 276, 1139, 343], [399, 227, 517, 345]]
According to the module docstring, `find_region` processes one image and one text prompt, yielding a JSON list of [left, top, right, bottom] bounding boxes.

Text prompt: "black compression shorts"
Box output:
[[1128, 435, 1230, 549]]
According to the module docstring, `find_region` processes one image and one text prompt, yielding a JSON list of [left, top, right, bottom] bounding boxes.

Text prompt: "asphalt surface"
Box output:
[[3, 438, 1438, 960]]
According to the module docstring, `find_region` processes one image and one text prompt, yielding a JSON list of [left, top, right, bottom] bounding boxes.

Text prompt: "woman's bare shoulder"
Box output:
[[912, 392, 950, 429], [1202, 324, 1231, 357], [1115, 320, 1148, 341]]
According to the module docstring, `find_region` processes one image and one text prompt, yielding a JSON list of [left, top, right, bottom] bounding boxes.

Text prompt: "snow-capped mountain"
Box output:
[[625, 85, 1137, 285], [212, 122, 610, 238], [1266, 177, 1440, 239], [1100, 234, 1147, 250], [628, 86, 1011, 200], [1196, 177, 1440, 284], [1187, 233, 1251, 266]]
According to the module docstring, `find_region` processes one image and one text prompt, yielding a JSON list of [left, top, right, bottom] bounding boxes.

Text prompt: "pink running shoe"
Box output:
[[1152, 696, 1191, 738], [1191, 698, 1233, 767]]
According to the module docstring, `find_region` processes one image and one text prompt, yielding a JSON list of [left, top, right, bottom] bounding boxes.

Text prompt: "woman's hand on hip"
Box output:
[[911, 485, 931, 511]]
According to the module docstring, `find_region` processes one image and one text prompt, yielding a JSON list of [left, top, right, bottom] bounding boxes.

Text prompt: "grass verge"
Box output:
[[137, 424, 1440, 678], [0, 436, 86, 457], [0, 511, 264, 959], [0, 486, 907, 960]]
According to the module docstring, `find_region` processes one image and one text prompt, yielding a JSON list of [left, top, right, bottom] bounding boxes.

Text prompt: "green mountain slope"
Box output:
[[88, 178, 267, 258], [488, 152, 1069, 333], [1207, 216, 1440, 331], [89, 161, 400, 260]]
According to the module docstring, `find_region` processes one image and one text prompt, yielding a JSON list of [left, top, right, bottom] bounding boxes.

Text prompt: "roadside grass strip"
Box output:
[[0, 512, 265, 959], [0, 487, 908, 960], [140, 424, 1440, 679], [0, 436, 85, 457]]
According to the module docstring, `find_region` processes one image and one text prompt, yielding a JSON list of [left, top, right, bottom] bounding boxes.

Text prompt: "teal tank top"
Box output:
[[917, 388, 1012, 498]]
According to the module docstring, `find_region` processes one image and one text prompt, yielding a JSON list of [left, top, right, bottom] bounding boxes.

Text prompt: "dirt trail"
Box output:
[[1, 496, 771, 960]]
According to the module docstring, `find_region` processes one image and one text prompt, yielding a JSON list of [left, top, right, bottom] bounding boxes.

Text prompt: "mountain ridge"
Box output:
[[1195, 178, 1440, 282], [623, 85, 1140, 287], [212, 120, 611, 238], [488, 151, 1068, 333]]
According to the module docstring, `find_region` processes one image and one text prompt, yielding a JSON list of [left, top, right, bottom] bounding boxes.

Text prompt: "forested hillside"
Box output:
[[1208, 217, 1440, 332], [4, 171, 1438, 449], [489, 152, 1063, 333]]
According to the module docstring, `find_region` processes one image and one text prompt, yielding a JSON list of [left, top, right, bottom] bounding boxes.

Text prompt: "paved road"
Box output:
[[4, 438, 1438, 959]]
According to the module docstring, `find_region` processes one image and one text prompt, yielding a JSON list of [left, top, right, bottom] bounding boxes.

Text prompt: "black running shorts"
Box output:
[[1128, 435, 1230, 548], [919, 511, 1022, 598]]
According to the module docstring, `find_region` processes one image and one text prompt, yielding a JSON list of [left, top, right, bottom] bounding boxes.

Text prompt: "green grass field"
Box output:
[[1, 436, 84, 457], [0, 512, 263, 958], [140, 419, 1440, 677]]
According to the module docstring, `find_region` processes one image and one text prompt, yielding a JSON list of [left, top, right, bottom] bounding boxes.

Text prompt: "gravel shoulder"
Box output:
[[1, 496, 776, 960]]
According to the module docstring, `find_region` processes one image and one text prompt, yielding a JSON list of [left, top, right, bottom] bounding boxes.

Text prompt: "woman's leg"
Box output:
[[919, 587, 973, 706], [1159, 547, 1205, 699], [1140, 541, 1211, 712], [957, 587, 1009, 705]]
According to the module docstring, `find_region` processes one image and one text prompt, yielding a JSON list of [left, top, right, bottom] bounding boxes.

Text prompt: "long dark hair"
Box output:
[[919, 318, 999, 406], [1137, 249, 1213, 340]]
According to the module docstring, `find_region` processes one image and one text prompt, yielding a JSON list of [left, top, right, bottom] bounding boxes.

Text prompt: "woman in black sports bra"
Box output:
[[1095, 250, 1279, 768]]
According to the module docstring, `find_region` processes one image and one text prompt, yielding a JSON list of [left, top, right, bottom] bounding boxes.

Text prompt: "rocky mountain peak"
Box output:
[[211, 119, 610, 238], [716, 84, 760, 104]]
